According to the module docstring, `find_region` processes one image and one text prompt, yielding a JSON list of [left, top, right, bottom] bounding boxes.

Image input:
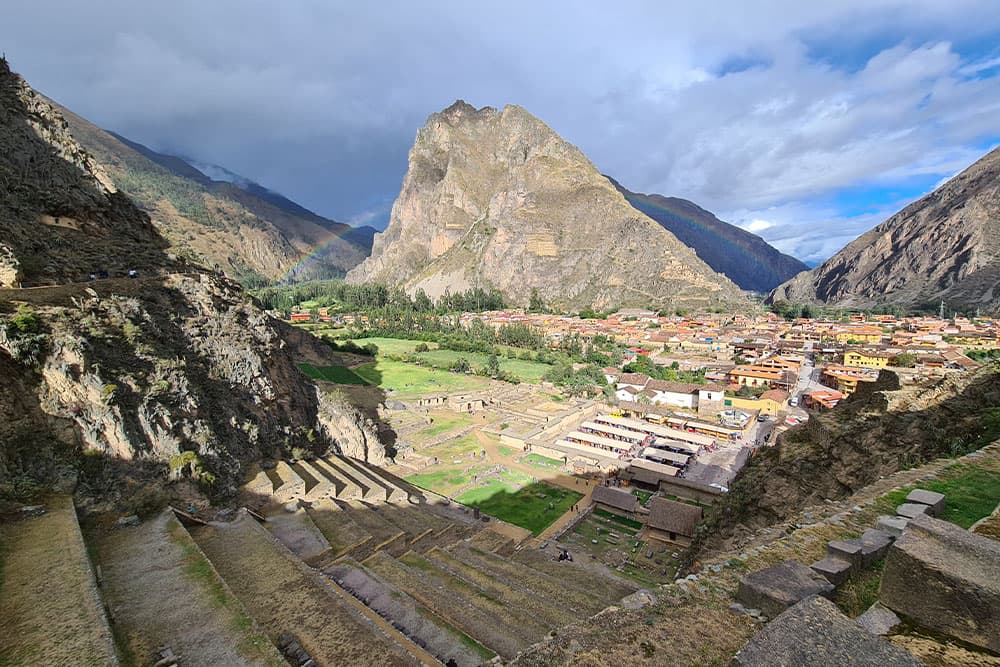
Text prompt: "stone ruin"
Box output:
[[733, 487, 1000, 663]]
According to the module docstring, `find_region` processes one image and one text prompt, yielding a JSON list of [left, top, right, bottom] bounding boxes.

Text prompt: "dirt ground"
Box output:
[[0, 495, 118, 666], [93, 510, 285, 666]]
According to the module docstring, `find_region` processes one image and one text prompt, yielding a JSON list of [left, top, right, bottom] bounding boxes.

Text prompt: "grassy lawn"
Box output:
[[428, 434, 483, 461], [404, 465, 491, 497], [497, 445, 520, 458], [564, 513, 677, 587], [297, 363, 369, 385], [522, 453, 565, 469], [416, 412, 474, 439], [594, 508, 645, 531], [410, 349, 552, 383], [631, 488, 655, 506], [353, 359, 489, 398], [459, 482, 583, 536], [349, 337, 439, 356], [874, 463, 1000, 528]]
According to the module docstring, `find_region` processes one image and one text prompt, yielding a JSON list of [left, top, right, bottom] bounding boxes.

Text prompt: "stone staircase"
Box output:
[[246, 454, 410, 504], [0, 495, 118, 666]]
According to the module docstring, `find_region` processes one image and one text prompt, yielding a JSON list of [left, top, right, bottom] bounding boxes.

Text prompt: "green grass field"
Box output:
[[408, 348, 552, 383], [459, 482, 583, 536], [497, 445, 520, 458], [416, 414, 475, 439], [874, 463, 1000, 528], [353, 359, 489, 398], [349, 337, 440, 356], [522, 453, 565, 468], [298, 363, 369, 385], [404, 465, 492, 497]]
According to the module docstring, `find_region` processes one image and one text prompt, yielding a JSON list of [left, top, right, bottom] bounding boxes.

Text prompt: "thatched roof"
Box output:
[[592, 486, 639, 513], [647, 497, 702, 537]]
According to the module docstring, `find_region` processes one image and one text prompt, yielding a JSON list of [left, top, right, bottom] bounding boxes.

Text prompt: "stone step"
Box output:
[[896, 503, 930, 520], [408, 524, 469, 554], [424, 547, 578, 628], [264, 507, 332, 563], [737, 560, 835, 619], [271, 461, 305, 500], [310, 457, 363, 500], [325, 560, 495, 666], [340, 457, 410, 503], [468, 528, 515, 554], [320, 456, 381, 501], [449, 542, 610, 616], [304, 501, 372, 558], [826, 540, 864, 568], [94, 510, 285, 666], [858, 529, 894, 564], [810, 557, 854, 585], [511, 546, 638, 604], [876, 515, 909, 537], [0, 495, 119, 666], [362, 550, 542, 659], [188, 511, 421, 666], [905, 489, 945, 516], [336, 501, 408, 547], [292, 460, 335, 501]]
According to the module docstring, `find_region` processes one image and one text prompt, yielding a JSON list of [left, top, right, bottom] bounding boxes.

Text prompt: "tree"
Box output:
[[450, 357, 471, 373], [892, 353, 917, 368], [528, 288, 546, 313], [415, 342, 429, 352], [484, 351, 501, 377]]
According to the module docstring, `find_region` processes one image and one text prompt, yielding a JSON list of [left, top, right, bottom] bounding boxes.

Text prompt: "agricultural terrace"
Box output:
[[354, 359, 490, 398]]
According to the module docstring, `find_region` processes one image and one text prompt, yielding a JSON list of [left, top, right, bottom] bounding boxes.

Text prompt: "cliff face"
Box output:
[[347, 101, 745, 311], [0, 58, 180, 287], [54, 103, 371, 285], [608, 178, 808, 293], [770, 146, 1000, 311], [0, 59, 384, 501]]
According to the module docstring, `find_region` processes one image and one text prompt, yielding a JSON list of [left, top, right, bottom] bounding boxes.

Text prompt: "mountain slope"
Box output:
[[607, 178, 808, 293], [347, 101, 745, 311], [51, 104, 373, 284], [770, 146, 1000, 310], [0, 57, 385, 499]]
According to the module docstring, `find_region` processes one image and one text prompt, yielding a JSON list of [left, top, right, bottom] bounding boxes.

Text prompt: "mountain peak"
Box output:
[[769, 145, 1000, 310], [348, 101, 744, 310]]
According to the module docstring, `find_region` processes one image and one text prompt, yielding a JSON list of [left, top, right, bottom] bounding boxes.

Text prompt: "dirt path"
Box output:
[[94, 510, 285, 666], [0, 495, 118, 666]]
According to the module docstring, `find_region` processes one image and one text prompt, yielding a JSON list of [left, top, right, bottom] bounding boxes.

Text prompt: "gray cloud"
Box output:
[[2, 1, 998, 262]]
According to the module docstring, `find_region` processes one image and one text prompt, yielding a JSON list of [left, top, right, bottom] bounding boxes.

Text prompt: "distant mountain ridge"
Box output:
[[347, 100, 745, 311], [770, 146, 1000, 311], [50, 108, 375, 284], [608, 178, 808, 293]]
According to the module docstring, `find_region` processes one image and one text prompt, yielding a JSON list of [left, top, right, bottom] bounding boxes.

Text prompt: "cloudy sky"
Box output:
[[4, 1, 999, 264]]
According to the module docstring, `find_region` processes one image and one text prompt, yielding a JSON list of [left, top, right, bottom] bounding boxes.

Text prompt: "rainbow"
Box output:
[[623, 193, 789, 290], [278, 229, 362, 283]]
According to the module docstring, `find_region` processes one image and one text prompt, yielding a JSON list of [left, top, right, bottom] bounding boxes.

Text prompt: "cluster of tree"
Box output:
[[353, 311, 545, 351], [252, 280, 505, 315], [542, 363, 608, 396], [621, 354, 706, 384], [966, 348, 1000, 362]]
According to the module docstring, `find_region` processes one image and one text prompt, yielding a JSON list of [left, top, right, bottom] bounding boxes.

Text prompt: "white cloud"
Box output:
[[0, 1, 998, 262]]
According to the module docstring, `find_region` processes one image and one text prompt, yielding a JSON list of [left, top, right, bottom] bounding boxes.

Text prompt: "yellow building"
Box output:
[[834, 327, 884, 344], [843, 351, 891, 368]]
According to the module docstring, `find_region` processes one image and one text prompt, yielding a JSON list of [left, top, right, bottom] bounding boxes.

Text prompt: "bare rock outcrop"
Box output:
[[347, 100, 745, 311], [770, 146, 1000, 311]]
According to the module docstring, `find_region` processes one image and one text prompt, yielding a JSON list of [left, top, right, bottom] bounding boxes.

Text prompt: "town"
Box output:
[[279, 303, 997, 585]]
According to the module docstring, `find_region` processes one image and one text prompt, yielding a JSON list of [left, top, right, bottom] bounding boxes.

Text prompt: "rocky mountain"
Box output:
[[770, 146, 1000, 311], [0, 58, 385, 501], [49, 101, 374, 285], [347, 101, 745, 311], [607, 178, 808, 293]]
